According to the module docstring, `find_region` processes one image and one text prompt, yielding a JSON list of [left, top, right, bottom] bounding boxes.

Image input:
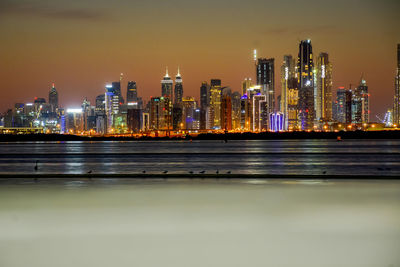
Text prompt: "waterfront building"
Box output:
[[182, 97, 197, 129], [335, 87, 352, 124], [297, 40, 315, 130], [172, 105, 183, 130], [200, 81, 211, 130], [287, 78, 299, 130], [126, 81, 138, 103], [209, 79, 222, 129], [280, 55, 296, 130], [394, 44, 400, 125], [315, 52, 333, 122], [256, 58, 275, 114], [221, 87, 232, 131], [48, 83, 58, 113], [252, 94, 267, 132], [242, 78, 253, 95], [149, 97, 171, 131], [174, 67, 183, 105], [127, 108, 142, 133], [240, 95, 251, 131], [161, 67, 173, 98], [352, 76, 369, 124], [231, 92, 241, 130], [269, 112, 285, 132]]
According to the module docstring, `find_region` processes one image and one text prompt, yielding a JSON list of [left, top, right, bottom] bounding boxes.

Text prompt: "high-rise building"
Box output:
[[174, 67, 183, 105], [221, 87, 232, 131], [209, 79, 222, 129], [231, 92, 241, 130], [127, 109, 142, 133], [316, 52, 333, 122], [297, 40, 315, 130], [105, 84, 119, 133], [161, 67, 173, 98], [287, 78, 299, 130], [352, 76, 369, 124], [256, 58, 275, 113], [112, 81, 123, 104], [394, 44, 400, 125], [242, 78, 253, 95], [252, 94, 267, 132], [335, 88, 352, 124], [48, 83, 58, 113], [280, 55, 296, 130], [150, 97, 169, 130], [182, 97, 196, 129], [200, 81, 210, 129], [126, 81, 137, 103]]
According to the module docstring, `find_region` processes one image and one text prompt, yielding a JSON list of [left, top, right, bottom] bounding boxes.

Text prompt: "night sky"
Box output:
[[0, 0, 399, 119]]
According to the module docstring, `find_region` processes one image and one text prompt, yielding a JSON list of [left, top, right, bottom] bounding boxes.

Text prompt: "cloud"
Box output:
[[0, 1, 109, 21]]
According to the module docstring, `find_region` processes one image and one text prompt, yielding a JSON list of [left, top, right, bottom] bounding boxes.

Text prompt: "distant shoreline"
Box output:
[[1, 130, 400, 142]]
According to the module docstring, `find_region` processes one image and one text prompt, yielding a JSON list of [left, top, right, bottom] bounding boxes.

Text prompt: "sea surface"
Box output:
[[0, 140, 400, 267], [0, 139, 399, 176]]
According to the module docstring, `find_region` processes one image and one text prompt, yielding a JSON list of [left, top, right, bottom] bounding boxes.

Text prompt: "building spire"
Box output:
[[165, 66, 169, 78], [177, 66, 181, 77]]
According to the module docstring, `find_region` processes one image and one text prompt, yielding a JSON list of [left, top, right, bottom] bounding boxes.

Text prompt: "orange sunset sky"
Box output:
[[0, 0, 399, 119]]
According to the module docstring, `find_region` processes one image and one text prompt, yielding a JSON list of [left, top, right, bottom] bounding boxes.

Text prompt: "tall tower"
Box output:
[[48, 83, 58, 113], [174, 67, 183, 105], [256, 58, 275, 113], [297, 39, 315, 130], [200, 81, 210, 130], [394, 44, 400, 125], [126, 81, 137, 104], [316, 52, 333, 122], [352, 76, 369, 124], [280, 55, 296, 129], [161, 67, 173, 98], [209, 79, 222, 129]]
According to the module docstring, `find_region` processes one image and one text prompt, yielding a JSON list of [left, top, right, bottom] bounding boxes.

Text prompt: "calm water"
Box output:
[[0, 179, 399, 267], [0, 139, 399, 176], [1, 140, 400, 266]]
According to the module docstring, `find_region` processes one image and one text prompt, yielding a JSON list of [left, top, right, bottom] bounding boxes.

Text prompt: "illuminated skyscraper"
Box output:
[[105, 84, 119, 133], [231, 92, 241, 130], [252, 94, 267, 132], [280, 55, 296, 129], [256, 58, 275, 113], [336, 88, 352, 124], [287, 78, 299, 130], [200, 81, 210, 129], [126, 81, 137, 103], [209, 79, 222, 129], [182, 97, 196, 129], [161, 67, 173, 98], [149, 97, 171, 130], [242, 78, 253, 95], [394, 44, 400, 125], [316, 52, 333, 122], [174, 67, 183, 105], [48, 83, 58, 113], [221, 87, 232, 131], [297, 40, 315, 130], [352, 76, 369, 124]]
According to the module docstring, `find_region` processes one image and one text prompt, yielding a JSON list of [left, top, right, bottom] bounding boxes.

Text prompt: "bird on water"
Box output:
[[163, 170, 168, 174]]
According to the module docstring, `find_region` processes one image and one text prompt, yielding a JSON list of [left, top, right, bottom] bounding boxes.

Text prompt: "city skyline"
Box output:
[[0, 0, 399, 119]]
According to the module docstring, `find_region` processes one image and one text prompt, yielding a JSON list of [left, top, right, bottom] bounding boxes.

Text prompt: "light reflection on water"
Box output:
[[0, 140, 399, 176], [0, 179, 399, 267]]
